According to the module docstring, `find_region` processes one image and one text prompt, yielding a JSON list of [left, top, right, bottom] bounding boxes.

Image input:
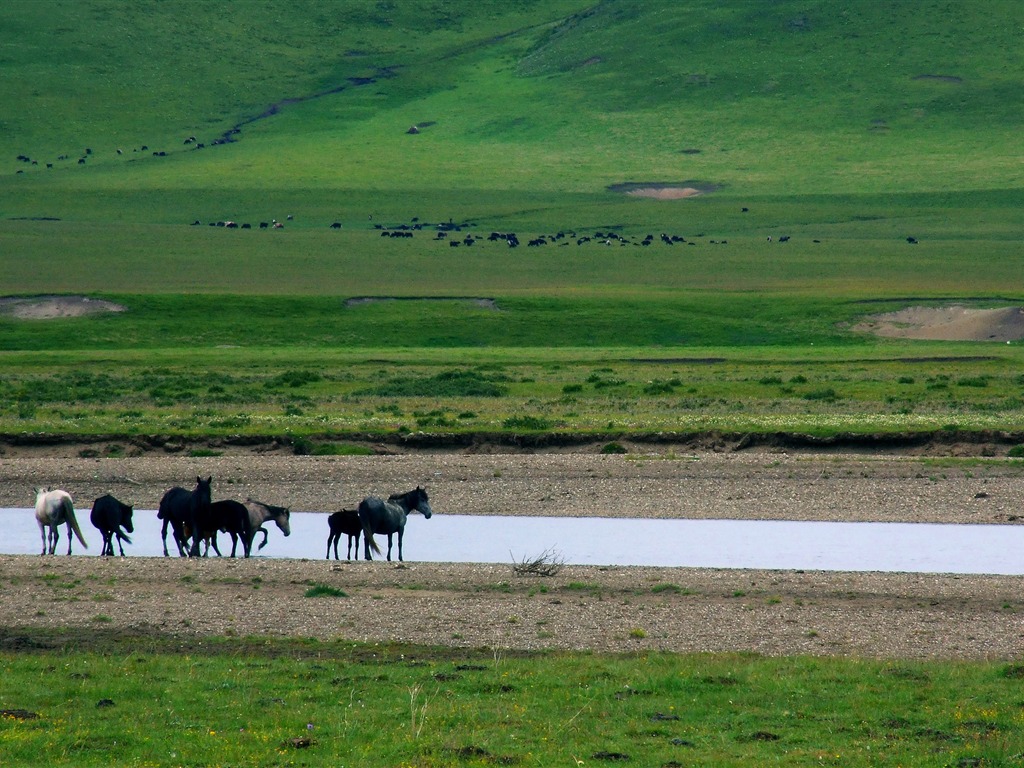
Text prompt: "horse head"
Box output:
[[194, 476, 213, 504], [413, 486, 432, 519], [273, 505, 292, 536]]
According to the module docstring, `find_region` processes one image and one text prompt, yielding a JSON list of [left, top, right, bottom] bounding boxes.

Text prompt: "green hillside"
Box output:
[[3, 0, 1021, 206], [0, 1, 1022, 441]]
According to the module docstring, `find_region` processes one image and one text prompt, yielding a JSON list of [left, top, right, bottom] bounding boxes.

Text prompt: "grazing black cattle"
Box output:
[[259, 222, 269, 229], [330, 222, 342, 229], [90, 494, 134, 557], [327, 508, 362, 560], [188, 499, 253, 558], [191, 220, 202, 226], [778, 235, 790, 242], [906, 236, 918, 244]]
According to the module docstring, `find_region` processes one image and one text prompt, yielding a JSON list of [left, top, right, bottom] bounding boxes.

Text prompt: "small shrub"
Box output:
[[503, 415, 552, 430], [512, 547, 565, 577], [957, 376, 989, 388], [600, 442, 627, 454], [562, 383, 583, 393], [1008, 445, 1024, 458], [803, 387, 838, 401], [304, 584, 348, 598], [628, 627, 648, 639], [651, 583, 683, 594], [643, 380, 676, 395], [311, 443, 374, 456]]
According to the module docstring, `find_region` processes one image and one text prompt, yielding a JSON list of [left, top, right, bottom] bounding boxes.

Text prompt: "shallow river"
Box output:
[[5, 509, 1024, 575]]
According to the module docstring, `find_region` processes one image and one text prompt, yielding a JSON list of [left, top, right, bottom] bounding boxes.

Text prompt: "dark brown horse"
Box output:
[[90, 494, 134, 556], [157, 476, 212, 557], [326, 508, 361, 560]]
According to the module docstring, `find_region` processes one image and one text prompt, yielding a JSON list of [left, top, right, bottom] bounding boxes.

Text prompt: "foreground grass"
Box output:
[[2, 637, 1023, 767]]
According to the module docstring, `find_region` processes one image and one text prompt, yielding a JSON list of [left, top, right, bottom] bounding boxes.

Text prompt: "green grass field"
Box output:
[[3, 637, 1024, 767], [3, 6, 1024, 763], [0, 0, 1022, 442]]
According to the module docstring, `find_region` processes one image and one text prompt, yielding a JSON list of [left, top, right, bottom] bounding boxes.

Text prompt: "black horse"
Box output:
[[157, 476, 212, 557], [90, 494, 134, 557], [326, 508, 361, 560], [186, 499, 253, 558], [358, 486, 433, 562]]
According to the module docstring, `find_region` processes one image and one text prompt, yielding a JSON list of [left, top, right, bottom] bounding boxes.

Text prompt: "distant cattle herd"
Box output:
[[10, 141, 921, 245]]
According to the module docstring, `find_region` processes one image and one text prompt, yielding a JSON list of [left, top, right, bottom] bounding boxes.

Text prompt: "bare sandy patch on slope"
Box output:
[[0, 296, 126, 319], [853, 305, 1024, 341]]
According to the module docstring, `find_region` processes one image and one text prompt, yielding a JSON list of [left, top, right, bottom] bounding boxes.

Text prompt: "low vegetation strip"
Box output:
[[1, 632, 1023, 767]]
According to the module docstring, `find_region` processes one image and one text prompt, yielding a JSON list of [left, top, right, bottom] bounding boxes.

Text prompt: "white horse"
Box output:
[[34, 488, 88, 555]]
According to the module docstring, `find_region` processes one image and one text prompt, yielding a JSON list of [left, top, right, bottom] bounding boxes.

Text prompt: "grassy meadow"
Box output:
[[1, 2, 1023, 444], [3, 5, 1024, 765], [3, 637, 1024, 768]]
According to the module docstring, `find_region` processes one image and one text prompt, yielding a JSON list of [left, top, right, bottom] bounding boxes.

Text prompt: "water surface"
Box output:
[[6, 509, 1024, 574]]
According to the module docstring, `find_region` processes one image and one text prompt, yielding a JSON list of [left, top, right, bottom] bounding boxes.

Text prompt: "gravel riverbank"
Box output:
[[2, 446, 1023, 659]]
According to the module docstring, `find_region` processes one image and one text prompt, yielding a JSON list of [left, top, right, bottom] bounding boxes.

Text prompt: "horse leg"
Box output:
[[327, 532, 336, 560], [386, 533, 394, 562], [362, 524, 373, 561], [49, 526, 60, 555], [38, 522, 47, 556], [397, 529, 404, 562], [257, 527, 269, 550]]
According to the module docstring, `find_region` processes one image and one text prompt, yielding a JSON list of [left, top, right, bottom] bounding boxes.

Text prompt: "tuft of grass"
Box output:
[[304, 584, 348, 598]]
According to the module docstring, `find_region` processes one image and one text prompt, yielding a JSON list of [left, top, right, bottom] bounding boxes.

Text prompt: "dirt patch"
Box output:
[[852, 305, 1024, 341], [608, 181, 717, 199], [0, 296, 127, 320]]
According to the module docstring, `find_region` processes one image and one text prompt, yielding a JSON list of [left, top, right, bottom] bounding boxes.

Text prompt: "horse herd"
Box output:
[[31, 479, 433, 562]]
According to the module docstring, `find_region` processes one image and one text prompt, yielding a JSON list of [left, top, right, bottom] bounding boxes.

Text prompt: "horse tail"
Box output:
[[63, 499, 88, 549], [366, 533, 382, 555]]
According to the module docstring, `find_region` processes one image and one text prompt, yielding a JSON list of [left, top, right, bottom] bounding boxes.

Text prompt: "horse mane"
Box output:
[[247, 498, 289, 516], [387, 486, 426, 502]]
